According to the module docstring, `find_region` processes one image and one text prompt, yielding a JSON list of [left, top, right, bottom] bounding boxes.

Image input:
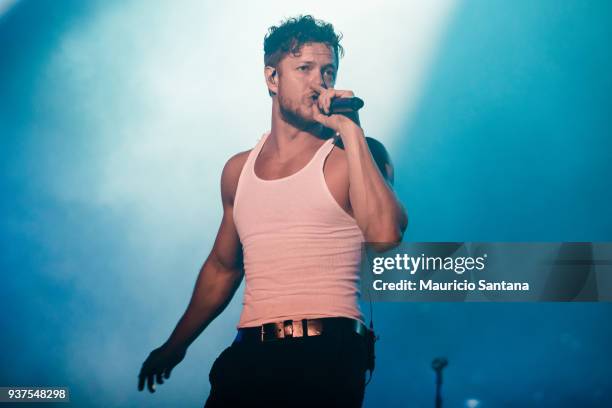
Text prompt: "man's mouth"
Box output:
[[307, 94, 319, 106]]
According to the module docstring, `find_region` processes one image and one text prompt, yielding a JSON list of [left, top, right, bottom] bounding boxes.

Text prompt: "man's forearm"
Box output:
[[339, 125, 408, 243], [164, 258, 244, 351]]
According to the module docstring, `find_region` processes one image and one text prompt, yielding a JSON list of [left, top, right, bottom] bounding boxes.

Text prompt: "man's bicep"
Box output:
[[209, 207, 244, 273]]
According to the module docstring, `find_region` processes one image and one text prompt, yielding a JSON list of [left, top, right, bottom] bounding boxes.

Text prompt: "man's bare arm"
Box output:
[[309, 85, 408, 243], [342, 130, 408, 243], [138, 151, 249, 393], [163, 154, 246, 351]]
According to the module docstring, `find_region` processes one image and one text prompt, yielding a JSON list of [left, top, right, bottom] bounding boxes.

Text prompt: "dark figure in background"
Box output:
[[138, 15, 407, 407]]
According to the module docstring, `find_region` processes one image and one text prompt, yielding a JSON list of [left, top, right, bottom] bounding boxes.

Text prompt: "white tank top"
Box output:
[[233, 131, 365, 328]]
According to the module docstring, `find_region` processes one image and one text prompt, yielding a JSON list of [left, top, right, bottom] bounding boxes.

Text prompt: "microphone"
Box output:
[[329, 97, 365, 113]]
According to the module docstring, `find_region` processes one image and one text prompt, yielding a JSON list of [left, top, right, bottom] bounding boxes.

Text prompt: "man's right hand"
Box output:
[[138, 344, 186, 393]]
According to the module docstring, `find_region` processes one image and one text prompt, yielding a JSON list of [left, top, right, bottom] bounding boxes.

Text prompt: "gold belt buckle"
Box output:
[[259, 318, 327, 341], [259, 320, 302, 341]]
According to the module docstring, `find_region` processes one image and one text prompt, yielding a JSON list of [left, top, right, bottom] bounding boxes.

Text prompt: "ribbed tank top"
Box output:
[[233, 131, 366, 328]]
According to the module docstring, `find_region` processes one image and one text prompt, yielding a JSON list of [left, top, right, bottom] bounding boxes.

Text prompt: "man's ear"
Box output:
[[264, 66, 278, 96]]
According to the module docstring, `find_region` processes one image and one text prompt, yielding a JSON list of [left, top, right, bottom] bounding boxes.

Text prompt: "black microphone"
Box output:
[[329, 97, 364, 113]]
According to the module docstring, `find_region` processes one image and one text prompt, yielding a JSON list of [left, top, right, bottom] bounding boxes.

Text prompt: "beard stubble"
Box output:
[[278, 94, 320, 132]]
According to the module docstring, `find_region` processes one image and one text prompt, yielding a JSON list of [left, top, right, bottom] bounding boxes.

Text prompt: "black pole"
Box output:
[[431, 357, 448, 408]]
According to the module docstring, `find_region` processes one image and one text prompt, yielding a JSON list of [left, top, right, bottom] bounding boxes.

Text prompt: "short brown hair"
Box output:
[[263, 15, 344, 69]]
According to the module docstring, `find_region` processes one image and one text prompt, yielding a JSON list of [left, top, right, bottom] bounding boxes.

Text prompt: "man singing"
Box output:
[[138, 14, 407, 407]]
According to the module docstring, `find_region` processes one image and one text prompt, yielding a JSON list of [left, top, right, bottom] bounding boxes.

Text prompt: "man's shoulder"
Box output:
[[221, 149, 252, 205], [334, 135, 392, 179], [364, 136, 388, 155], [365, 137, 393, 184], [225, 150, 251, 171]]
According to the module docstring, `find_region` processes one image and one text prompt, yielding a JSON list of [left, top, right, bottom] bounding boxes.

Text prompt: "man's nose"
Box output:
[[310, 81, 329, 92], [311, 72, 328, 90]]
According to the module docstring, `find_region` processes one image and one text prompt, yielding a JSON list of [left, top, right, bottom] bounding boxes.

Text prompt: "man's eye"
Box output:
[[298, 66, 308, 71]]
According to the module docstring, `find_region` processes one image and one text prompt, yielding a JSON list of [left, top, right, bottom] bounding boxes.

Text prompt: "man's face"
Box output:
[[274, 42, 338, 127]]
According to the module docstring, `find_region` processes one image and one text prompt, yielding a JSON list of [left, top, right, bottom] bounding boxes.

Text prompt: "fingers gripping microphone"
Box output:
[[329, 97, 364, 113]]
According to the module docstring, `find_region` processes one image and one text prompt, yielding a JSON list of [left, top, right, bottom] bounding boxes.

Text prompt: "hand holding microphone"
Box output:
[[309, 84, 364, 132], [309, 83, 364, 114]]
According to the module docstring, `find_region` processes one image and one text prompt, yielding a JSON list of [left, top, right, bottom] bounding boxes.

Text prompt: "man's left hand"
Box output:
[[309, 84, 361, 134]]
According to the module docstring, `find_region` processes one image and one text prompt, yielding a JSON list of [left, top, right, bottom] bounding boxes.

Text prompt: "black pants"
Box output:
[[204, 327, 370, 407]]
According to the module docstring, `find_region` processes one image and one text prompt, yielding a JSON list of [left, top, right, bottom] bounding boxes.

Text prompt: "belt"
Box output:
[[234, 317, 369, 343]]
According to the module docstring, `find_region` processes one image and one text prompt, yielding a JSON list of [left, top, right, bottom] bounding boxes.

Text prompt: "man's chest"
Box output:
[[254, 146, 353, 217]]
